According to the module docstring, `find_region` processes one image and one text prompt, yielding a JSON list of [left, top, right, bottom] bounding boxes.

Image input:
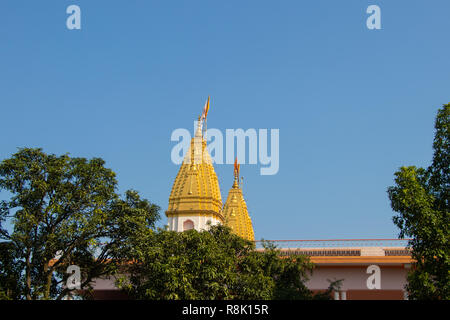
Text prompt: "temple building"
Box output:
[[88, 99, 413, 300]]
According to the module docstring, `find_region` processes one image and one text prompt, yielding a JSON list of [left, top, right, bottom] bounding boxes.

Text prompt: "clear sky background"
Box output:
[[1, 1, 449, 240]]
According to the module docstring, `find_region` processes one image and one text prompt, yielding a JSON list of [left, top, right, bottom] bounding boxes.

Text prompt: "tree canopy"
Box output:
[[388, 103, 449, 299], [0, 148, 160, 299], [116, 224, 338, 300]]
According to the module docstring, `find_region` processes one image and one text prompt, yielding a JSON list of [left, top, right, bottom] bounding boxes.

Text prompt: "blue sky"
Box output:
[[0, 1, 449, 240]]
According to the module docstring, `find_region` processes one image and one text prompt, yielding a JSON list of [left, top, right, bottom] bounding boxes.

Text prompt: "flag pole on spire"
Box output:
[[234, 157, 240, 186], [201, 96, 210, 139]]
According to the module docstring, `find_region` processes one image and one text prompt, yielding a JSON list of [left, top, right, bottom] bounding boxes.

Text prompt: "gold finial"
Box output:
[[233, 157, 240, 188], [201, 96, 210, 121], [201, 96, 210, 139]]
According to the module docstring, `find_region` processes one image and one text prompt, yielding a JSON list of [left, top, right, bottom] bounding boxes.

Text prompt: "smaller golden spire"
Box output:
[[223, 159, 254, 241]]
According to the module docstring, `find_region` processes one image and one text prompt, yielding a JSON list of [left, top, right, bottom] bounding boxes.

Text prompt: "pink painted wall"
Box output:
[[306, 266, 408, 291]]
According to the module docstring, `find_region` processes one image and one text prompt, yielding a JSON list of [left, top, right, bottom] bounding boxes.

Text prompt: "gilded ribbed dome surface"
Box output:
[[223, 177, 255, 241], [166, 126, 223, 221]]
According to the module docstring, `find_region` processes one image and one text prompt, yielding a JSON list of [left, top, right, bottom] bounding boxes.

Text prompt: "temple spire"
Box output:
[[166, 97, 223, 232], [223, 160, 255, 241]]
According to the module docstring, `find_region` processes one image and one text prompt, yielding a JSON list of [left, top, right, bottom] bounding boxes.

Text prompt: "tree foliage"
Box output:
[[0, 242, 24, 299], [117, 224, 338, 300], [0, 148, 160, 300], [388, 103, 449, 299]]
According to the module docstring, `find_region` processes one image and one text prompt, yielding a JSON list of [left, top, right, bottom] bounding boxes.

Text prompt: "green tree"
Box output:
[[388, 103, 449, 300], [0, 242, 24, 299], [0, 148, 160, 300], [117, 224, 338, 300]]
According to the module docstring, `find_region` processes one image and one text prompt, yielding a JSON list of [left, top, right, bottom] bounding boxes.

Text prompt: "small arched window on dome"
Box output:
[[183, 219, 194, 231]]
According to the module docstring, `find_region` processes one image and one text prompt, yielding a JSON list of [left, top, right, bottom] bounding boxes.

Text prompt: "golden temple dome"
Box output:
[[166, 106, 224, 230], [222, 159, 255, 241]]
